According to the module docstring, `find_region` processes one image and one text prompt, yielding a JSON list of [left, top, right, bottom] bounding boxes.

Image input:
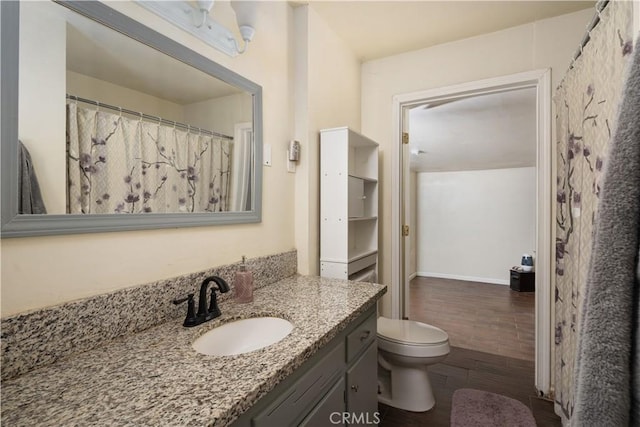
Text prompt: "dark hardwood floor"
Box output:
[[378, 346, 560, 426], [377, 277, 560, 426], [410, 276, 535, 360]]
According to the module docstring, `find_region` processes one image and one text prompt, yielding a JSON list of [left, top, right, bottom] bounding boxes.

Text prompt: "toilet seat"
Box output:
[[377, 317, 449, 358]]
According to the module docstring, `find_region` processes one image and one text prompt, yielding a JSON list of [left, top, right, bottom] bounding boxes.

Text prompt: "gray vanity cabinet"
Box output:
[[232, 306, 378, 427], [346, 344, 378, 426], [300, 378, 346, 426]]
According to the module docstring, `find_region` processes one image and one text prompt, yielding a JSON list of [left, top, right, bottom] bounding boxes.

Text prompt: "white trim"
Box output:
[[391, 97, 402, 320], [416, 272, 510, 286], [535, 69, 553, 399], [391, 69, 552, 396], [409, 272, 417, 281]]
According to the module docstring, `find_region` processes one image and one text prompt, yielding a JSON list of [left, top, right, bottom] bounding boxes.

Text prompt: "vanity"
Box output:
[[232, 301, 378, 427], [1, 275, 385, 426], [1, 2, 386, 424]]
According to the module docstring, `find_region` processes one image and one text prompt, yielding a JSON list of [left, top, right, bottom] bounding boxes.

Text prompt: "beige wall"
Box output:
[[183, 93, 252, 136], [18, 2, 66, 214], [293, 6, 361, 276], [361, 9, 594, 316], [635, 1, 640, 37], [67, 71, 185, 123], [1, 1, 298, 316]]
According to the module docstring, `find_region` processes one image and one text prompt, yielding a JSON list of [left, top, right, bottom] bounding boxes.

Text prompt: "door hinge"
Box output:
[[402, 132, 409, 144], [402, 225, 409, 237]]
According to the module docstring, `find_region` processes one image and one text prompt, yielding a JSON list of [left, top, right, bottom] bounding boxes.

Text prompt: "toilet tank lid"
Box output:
[[377, 317, 448, 345]]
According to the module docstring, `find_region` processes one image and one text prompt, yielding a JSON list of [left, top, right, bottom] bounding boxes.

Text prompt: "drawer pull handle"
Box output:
[[351, 385, 359, 392], [360, 330, 371, 341]]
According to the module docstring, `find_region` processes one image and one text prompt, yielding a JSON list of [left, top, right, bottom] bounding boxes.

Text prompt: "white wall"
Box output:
[[293, 6, 361, 276], [416, 168, 536, 285], [1, 1, 298, 316], [361, 8, 593, 315]]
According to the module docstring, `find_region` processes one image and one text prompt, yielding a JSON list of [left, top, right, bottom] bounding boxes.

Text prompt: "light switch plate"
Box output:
[[287, 153, 296, 173], [263, 144, 272, 166]]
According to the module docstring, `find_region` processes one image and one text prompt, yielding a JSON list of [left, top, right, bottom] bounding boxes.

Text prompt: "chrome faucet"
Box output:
[[173, 276, 230, 327]]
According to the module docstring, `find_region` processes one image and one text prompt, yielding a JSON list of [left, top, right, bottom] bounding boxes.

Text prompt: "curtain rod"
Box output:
[[568, 0, 609, 70], [66, 94, 234, 141]]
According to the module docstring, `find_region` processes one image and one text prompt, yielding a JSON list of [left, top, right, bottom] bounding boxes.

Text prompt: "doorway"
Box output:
[[391, 69, 552, 396]]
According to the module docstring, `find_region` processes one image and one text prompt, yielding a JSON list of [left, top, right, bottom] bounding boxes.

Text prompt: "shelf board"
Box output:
[[348, 174, 378, 183], [348, 216, 377, 222], [348, 248, 378, 263]]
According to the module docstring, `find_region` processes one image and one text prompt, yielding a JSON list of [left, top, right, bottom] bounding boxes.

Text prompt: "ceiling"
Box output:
[[64, 4, 241, 105], [409, 87, 537, 172], [308, 1, 594, 61], [305, 1, 593, 173]]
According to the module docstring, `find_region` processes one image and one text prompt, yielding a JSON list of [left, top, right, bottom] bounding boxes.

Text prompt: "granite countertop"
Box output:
[[1, 275, 386, 426]]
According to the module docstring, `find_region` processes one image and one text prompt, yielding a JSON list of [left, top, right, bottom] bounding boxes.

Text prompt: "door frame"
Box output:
[[390, 69, 552, 396]]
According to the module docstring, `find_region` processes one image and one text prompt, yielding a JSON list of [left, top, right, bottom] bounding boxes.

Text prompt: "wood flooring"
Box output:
[[409, 276, 535, 361], [378, 346, 561, 427], [377, 277, 560, 426]]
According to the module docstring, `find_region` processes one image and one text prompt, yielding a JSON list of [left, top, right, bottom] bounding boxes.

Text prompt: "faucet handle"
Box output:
[[208, 289, 222, 318], [173, 293, 198, 327]]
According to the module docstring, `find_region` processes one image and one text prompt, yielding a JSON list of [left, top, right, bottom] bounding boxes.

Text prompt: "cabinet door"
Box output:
[[252, 344, 344, 427], [346, 343, 379, 426], [300, 377, 345, 427]]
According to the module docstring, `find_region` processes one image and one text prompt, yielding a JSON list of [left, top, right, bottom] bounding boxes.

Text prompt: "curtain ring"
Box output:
[[118, 106, 122, 117]]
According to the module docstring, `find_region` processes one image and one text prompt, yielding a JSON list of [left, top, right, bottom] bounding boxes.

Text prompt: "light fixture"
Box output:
[[137, 1, 255, 57]]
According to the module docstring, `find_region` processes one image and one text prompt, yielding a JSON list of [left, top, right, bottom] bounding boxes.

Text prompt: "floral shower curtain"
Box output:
[[67, 103, 231, 214], [554, 0, 633, 422]]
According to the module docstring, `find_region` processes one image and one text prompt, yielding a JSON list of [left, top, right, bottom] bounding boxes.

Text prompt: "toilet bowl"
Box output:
[[377, 316, 450, 412]]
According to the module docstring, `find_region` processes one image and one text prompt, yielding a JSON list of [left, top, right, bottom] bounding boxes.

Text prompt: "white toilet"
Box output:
[[377, 316, 450, 412]]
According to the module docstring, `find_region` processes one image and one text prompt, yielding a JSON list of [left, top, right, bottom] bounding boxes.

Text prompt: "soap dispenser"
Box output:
[[234, 256, 254, 303]]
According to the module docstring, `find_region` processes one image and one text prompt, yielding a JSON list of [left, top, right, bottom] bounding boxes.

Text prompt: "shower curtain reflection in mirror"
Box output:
[[66, 102, 232, 214]]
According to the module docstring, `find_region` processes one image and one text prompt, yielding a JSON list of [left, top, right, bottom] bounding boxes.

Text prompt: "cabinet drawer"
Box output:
[[346, 313, 376, 362], [253, 342, 345, 427]]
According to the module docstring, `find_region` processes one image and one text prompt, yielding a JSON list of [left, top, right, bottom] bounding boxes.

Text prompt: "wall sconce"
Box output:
[[137, 1, 255, 57]]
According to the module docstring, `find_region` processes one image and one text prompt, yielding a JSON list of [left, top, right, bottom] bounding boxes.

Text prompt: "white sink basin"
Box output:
[[192, 317, 294, 356]]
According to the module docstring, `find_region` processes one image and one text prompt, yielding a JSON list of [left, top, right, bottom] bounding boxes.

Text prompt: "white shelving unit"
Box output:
[[320, 127, 379, 281]]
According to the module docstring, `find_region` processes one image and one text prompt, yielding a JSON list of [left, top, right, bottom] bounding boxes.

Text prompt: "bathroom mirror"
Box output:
[[1, 0, 263, 237]]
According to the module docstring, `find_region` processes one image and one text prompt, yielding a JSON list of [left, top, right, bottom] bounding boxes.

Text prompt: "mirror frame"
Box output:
[[1, 0, 263, 238]]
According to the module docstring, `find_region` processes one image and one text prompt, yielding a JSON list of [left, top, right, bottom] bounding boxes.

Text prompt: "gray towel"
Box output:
[[18, 141, 47, 214], [572, 39, 640, 426]]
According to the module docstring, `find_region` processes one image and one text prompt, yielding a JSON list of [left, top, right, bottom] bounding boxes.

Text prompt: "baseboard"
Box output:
[[416, 271, 509, 286], [409, 272, 417, 280]]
